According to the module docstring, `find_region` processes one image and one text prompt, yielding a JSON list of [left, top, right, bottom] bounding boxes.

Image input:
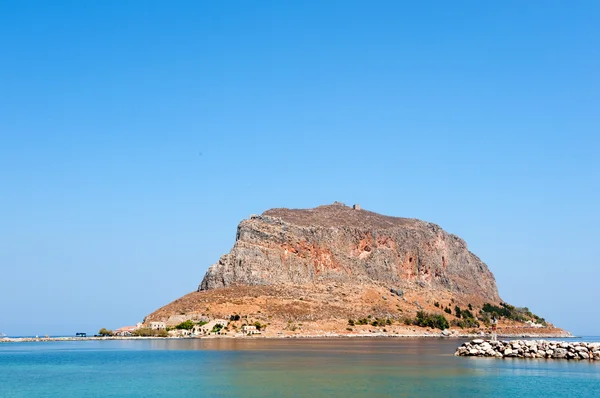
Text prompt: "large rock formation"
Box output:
[[145, 202, 568, 337], [199, 202, 500, 303]]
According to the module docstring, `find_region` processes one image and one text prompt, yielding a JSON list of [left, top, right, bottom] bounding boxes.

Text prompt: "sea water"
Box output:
[[1, 338, 599, 397]]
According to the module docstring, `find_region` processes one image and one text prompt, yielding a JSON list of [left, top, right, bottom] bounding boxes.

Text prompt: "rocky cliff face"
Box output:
[[199, 203, 500, 303]]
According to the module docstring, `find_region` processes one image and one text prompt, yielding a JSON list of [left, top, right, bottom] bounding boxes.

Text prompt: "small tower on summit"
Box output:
[[353, 204, 361, 210]]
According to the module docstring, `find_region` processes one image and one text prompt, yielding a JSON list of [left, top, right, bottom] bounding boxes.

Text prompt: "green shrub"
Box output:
[[481, 302, 537, 323], [451, 318, 480, 329], [348, 319, 355, 326], [175, 320, 195, 330], [367, 318, 393, 327], [434, 301, 440, 308], [454, 306, 462, 318], [413, 311, 449, 330], [98, 328, 112, 336], [478, 312, 491, 327], [444, 307, 451, 315]]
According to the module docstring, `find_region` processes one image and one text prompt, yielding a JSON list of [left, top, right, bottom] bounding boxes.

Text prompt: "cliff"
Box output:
[[199, 203, 500, 303]]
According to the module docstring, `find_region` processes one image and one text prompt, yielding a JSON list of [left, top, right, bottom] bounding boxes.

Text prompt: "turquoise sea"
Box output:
[[1, 338, 599, 397]]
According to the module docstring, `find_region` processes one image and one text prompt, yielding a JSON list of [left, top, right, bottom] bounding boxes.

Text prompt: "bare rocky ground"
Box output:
[[144, 282, 569, 338]]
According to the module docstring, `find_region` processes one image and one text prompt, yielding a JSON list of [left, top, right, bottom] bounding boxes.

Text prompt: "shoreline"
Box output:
[[0, 331, 574, 344]]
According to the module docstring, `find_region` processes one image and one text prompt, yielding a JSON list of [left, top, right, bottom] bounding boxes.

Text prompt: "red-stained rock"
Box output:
[[199, 203, 500, 303]]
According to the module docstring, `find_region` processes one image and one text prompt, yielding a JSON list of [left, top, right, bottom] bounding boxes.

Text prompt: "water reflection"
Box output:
[[2, 338, 600, 397]]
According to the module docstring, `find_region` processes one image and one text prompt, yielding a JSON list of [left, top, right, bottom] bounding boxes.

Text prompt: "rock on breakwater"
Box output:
[[455, 339, 600, 360]]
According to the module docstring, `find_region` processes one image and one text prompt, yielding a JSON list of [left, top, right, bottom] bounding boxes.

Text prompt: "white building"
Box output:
[[149, 321, 166, 330], [525, 320, 544, 328], [168, 329, 191, 337], [113, 325, 138, 336], [242, 325, 259, 335]]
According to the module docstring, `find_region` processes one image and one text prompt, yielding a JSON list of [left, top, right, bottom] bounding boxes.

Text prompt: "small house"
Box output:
[[168, 329, 191, 337], [149, 321, 166, 330], [242, 325, 259, 335], [114, 326, 139, 336]]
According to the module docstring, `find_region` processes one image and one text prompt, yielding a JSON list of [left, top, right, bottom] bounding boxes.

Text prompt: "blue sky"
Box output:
[[1, 1, 598, 336]]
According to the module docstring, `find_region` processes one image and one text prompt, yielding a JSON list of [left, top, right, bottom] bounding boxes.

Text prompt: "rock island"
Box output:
[[143, 203, 569, 338]]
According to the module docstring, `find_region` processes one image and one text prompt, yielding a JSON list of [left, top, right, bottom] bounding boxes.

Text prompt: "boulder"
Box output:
[[579, 351, 590, 360], [553, 348, 567, 358], [480, 342, 492, 351]]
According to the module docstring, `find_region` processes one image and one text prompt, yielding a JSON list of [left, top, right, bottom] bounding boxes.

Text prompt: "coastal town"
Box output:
[[110, 317, 261, 338]]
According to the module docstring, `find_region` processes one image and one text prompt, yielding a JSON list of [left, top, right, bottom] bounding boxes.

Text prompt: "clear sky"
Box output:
[[1, 1, 599, 336]]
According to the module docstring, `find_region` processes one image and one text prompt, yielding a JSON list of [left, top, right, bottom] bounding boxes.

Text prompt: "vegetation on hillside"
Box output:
[[253, 321, 266, 331], [348, 317, 393, 327], [405, 311, 449, 330], [174, 320, 195, 330], [480, 302, 547, 326]]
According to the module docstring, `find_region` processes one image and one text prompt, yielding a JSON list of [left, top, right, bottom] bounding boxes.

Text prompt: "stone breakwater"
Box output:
[[455, 339, 600, 360]]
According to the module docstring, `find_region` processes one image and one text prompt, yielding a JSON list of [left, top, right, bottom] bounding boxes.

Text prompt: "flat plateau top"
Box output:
[[262, 203, 421, 230]]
